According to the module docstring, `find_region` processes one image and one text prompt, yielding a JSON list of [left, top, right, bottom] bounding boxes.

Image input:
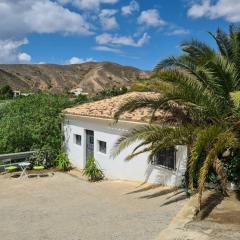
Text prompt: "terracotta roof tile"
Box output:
[[63, 92, 171, 123]]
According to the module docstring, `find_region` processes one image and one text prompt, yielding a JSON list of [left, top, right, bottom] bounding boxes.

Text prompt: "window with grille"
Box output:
[[98, 141, 107, 154], [74, 134, 82, 145], [152, 147, 176, 170]]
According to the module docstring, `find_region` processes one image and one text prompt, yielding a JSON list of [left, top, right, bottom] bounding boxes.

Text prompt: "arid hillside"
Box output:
[[0, 62, 150, 94]]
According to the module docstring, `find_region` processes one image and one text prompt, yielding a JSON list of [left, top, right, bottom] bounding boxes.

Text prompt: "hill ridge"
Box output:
[[0, 62, 150, 93]]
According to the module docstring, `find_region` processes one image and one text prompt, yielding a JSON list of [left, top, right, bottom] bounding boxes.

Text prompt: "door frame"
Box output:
[[85, 129, 94, 166]]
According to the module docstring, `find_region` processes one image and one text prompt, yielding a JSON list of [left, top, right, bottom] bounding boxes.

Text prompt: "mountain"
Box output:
[[0, 62, 150, 94]]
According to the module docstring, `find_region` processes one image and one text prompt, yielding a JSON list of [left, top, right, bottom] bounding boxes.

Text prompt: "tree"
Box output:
[[74, 94, 89, 104], [0, 93, 71, 159], [92, 86, 128, 101], [0, 85, 14, 99], [113, 26, 240, 211]]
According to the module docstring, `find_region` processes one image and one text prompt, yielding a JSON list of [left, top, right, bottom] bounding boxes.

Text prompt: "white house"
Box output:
[[63, 92, 188, 186], [13, 90, 33, 98], [69, 88, 88, 97]]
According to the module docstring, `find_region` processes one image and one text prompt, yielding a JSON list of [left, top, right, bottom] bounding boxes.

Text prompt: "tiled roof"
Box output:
[[63, 92, 171, 123]]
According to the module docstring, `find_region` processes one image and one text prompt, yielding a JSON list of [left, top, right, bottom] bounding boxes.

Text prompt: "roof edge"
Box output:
[[64, 113, 147, 125]]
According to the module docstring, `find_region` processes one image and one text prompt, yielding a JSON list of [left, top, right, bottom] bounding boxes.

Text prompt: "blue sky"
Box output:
[[0, 0, 239, 70]]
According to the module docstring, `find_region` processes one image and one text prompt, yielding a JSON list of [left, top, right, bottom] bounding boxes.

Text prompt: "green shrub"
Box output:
[[223, 151, 240, 184], [55, 152, 71, 171], [29, 150, 47, 167], [83, 155, 104, 181], [0, 93, 71, 157], [91, 86, 128, 101], [74, 94, 89, 104], [0, 85, 14, 100]]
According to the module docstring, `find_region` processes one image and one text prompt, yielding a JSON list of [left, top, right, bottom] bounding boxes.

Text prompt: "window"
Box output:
[[98, 140, 107, 154], [152, 147, 176, 170], [74, 134, 82, 145], [89, 136, 94, 144]]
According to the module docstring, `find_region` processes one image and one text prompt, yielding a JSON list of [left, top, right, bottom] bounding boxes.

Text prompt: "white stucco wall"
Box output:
[[64, 115, 188, 186]]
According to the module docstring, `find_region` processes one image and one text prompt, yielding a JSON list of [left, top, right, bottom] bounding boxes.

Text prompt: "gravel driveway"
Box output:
[[0, 172, 187, 240]]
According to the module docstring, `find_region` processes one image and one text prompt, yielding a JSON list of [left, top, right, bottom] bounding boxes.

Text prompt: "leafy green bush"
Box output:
[[29, 149, 56, 168], [29, 150, 47, 167], [74, 94, 89, 104], [223, 151, 240, 184], [0, 85, 14, 100], [91, 86, 128, 101], [55, 152, 71, 171], [72, 87, 128, 106], [0, 93, 72, 159], [83, 155, 104, 181]]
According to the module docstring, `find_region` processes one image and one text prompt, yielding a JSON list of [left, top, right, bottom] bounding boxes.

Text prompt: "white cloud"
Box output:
[[138, 9, 166, 27], [0, 38, 32, 63], [121, 0, 139, 15], [18, 52, 31, 62], [67, 57, 96, 64], [0, 0, 94, 63], [0, 0, 92, 40], [188, 0, 240, 22], [167, 28, 190, 36], [59, 0, 118, 10], [99, 9, 118, 30], [96, 33, 150, 47], [96, 34, 113, 45], [93, 46, 122, 53]]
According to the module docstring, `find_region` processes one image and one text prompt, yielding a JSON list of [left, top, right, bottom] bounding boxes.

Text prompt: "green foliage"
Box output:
[[230, 91, 240, 108], [91, 86, 128, 101], [0, 93, 71, 158], [223, 150, 240, 184], [74, 94, 89, 105], [29, 150, 47, 167], [206, 171, 218, 185], [130, 78, 153, 92], [83, 155, 104, 181], [73, 87, 128, 106], [55, 152, 71, 171], [0, 85, 14, 100]]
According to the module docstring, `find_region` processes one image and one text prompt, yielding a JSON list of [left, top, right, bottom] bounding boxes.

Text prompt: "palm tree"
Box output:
[[113, 26, 240, 211]]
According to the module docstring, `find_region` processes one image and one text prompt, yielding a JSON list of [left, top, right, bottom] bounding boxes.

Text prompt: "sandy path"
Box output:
[[0, 173, 187, 240]]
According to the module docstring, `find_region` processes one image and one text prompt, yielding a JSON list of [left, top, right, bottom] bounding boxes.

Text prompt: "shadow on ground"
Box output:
[[126, 184, 190, 208], [125, 184, 164, 195], [139, 188, 178, 199], [160, 194, 190, 206], [235, 190, 240, 201], [196, 191, 224, 221]]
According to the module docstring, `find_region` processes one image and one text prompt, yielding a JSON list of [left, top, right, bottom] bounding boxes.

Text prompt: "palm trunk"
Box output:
[[197, 157, 228, 213], [213, 158, 229, 197]]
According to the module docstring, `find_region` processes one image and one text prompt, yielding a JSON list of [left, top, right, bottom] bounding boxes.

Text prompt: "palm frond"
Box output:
[[197, 148, 216, 209], [230, 27, 240, 75], [180, 39, 215, 65], [209, 28, 232, 59], [112, 124, 195, 161], [158, 70, 223, 120], [188, 125, 228, 189], [197, 129, 238, 208], [112, 125, 162, 157], [205, 55, 240, 95], [154, 55, 194, 72], [113, 95, 168, 121]]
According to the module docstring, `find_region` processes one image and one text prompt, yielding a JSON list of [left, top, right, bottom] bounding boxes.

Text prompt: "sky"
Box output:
[[0, 0, 239, 70]]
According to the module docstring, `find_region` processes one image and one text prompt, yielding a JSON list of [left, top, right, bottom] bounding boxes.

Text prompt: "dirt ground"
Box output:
[[157, 190, 240, 240], [0, 172, 188, 240], [186, 191, 240, 240]]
